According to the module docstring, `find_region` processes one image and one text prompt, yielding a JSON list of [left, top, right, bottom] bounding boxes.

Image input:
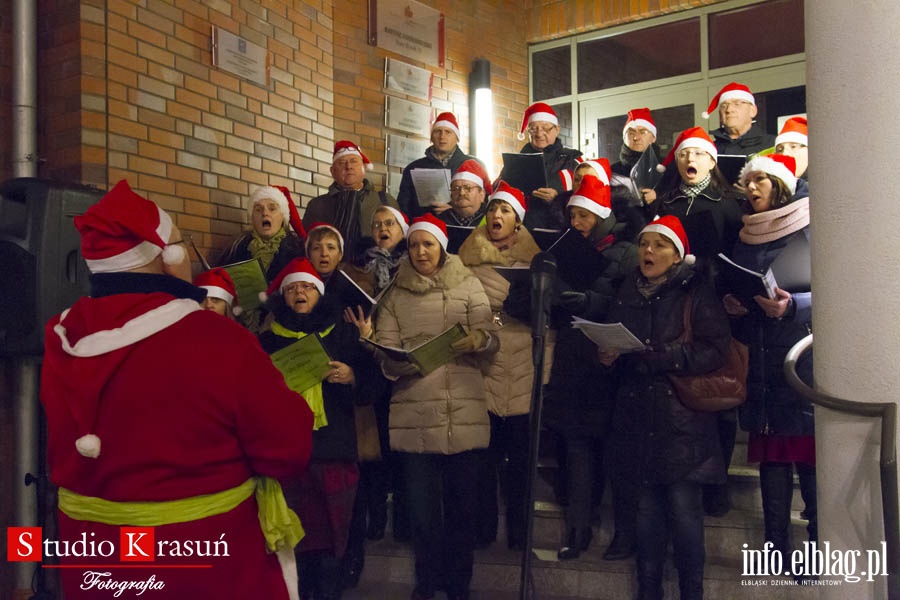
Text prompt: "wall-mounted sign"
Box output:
[[211, 26, 269, 87], [384, 58, 433, 101], [385, 96, 432, 137], [385, 134, 430, 169], [369, 0, 445, 69]]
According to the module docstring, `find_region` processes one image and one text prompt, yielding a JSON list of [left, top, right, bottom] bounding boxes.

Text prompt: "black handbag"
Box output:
[[666, 290, 749, 412]]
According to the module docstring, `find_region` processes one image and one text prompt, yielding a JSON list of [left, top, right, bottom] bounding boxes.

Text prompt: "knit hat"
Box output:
[[305, 222, 345, 255], [567, 174, 612, 219], [193, 268, 242, 315], [75, 179, 185, 273], [640, 215, 695, 265], [775, 116, 808, 148], [376, 205, 409, 236], [262, 257, 324, 302], [407, 213, 449, 251], [489, 181, 527, 221], [657, 127, 719, 172], [333, 140, 373, 171], [578, 158, 612, 186], [739, 154, 798, 195], [702, 82, 755, 119], [518, 102, 558, 140], [623, 108, 657, 141], [250, 185, 307, 240], [451, 159, 492, 196], [432, 111, 461, 139]]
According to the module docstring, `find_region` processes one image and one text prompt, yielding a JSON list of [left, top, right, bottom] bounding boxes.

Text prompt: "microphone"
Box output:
[[530, 251, 556, 337]]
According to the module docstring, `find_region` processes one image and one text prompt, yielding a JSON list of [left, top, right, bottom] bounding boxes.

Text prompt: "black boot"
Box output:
[[557, 527, 592, 560], [318, 554, 344, 600], [797, 462, 817, 543], [759, 462, 794, 571]]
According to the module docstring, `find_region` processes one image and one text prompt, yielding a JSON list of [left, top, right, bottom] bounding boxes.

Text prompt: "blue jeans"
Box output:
[[401, 451, 478, 597], [636, 480, 705, 600]]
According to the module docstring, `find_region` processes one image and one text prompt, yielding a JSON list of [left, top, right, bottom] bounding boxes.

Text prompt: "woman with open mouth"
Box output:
[[600, 215, 730, 600], [456, 181, 545, 552], [259, 257, 383, 600], [725, 154, 815, 579]]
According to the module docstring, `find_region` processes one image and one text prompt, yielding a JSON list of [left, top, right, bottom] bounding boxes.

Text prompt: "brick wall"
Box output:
[[524, 0, 727, 42]]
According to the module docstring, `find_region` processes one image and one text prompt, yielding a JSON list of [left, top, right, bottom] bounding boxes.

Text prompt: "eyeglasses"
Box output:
[[676, 149, 710, 161], [283, 282, 319, 294], [372, 219, 397, 229], [450, 184, 480, 196], [527, 125, 557, 136]]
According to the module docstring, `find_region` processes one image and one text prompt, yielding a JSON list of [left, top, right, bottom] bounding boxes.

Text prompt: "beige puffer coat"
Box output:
[[376, 254, 493, 455], [457, 226, 554, 417]]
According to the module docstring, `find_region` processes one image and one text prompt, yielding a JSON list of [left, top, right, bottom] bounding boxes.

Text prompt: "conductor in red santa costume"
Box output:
[[41, 179, 315, 599]]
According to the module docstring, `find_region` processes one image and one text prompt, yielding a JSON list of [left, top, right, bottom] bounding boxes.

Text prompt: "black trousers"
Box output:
[[475, 413, 530, 545]]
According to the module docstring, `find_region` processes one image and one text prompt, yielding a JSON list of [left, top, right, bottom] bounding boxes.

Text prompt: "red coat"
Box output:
[[41, 287, 314, 599]]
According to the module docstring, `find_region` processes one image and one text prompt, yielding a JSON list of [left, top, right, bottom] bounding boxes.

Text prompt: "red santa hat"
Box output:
[[622, 107, 657, 141], [451, 159, 492, 195], [75, 179, 186, 273], [250, 185, 307, 240], [658, 127, 719, 172], [262, 257, 324, 302], [305, 222, 345, 255], [377, 206, 409, 236], [489, 181, 527, 221], [703, 82, 755, 119], [578, 158, 612, 186], [407, 213, 449, 251], [775, 116, 808, 148], [640, 215, 695, 265], [518, 102, 558, 140], [333, 140, 373, 171], [432, 111, 461, 139], [567, 174, 612, 219], [739, 153, 798, 195], [193, 267, 242, 315]]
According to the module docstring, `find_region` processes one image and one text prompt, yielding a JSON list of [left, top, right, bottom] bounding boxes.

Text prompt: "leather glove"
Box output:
[[450, 329, 488, 354], [558, 291, 588, 316], [371, 347, 420, 379]]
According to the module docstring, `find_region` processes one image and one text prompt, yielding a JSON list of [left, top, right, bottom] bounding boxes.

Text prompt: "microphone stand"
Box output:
[[519, 252, 556, 600]]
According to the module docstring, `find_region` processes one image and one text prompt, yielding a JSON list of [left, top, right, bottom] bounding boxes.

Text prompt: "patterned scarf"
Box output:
[[679, 174, 711, 199], [740, 197, 810, 245], [248, 226, 287, 273], [270, 322, 335, 430], [364, 246, 401, 292]]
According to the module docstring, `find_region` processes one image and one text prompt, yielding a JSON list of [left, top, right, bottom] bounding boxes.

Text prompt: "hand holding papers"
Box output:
[[411, 168, 451, 207], [571, 317, 646, 353], [270, 334, 333, 393], [221, 258, 267, 312], [362, 323, 467, 375]]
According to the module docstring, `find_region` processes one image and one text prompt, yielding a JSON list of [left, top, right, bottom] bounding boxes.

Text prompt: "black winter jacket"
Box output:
[[259, 294, 383, 462], [607, 264, 729, 486]]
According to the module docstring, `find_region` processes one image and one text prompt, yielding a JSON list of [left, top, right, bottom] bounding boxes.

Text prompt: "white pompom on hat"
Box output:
[[640, 215, 695, 265]]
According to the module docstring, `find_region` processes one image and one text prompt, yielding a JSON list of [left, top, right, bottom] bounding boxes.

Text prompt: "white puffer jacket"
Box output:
[[376, 254, 493, 454]]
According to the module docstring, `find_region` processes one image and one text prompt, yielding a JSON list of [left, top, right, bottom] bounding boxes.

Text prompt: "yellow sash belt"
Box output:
[[58, 476, 303, 553]]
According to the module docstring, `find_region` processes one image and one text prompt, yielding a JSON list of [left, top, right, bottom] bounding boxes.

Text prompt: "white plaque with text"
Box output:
[[386, 134, 430, 169], [385, 96, 432, 137], [370, 0, 444, 69], [211, 26, 269, 87], [384, 57, 433, 101]]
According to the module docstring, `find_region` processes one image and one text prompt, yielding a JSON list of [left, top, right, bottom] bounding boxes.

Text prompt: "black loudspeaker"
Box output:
[[0, 178, 103, 357]]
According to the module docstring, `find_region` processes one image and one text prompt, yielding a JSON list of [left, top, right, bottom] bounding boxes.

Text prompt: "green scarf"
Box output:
[[248, 226, 287, 273], [271, 321, 335, 430]]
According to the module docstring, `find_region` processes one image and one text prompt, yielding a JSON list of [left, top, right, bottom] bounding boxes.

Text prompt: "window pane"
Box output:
[[596, 104, 695, 162], [577, 19, 700, 93], [532, 47, 571, 101], [754, 86, 806, 136], [552, 103, 574, 148], [709, 0, 804, 69]]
